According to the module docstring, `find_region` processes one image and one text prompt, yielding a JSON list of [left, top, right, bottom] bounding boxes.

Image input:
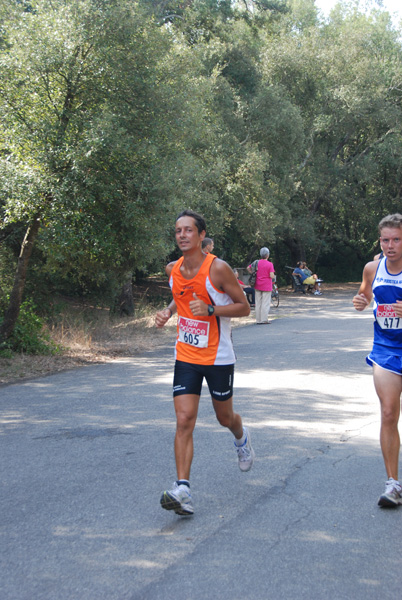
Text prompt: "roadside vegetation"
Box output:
[[0, 301, 172, 384], [0, 277, 176, 383]]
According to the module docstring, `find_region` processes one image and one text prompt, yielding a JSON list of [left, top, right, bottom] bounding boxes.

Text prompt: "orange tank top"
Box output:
[[169, 253, 235, 365]]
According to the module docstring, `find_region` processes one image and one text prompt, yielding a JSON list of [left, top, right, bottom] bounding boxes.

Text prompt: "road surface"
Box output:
[[1, 286, 401, 599]]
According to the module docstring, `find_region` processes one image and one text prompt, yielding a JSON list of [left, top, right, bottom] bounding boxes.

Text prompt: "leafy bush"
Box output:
[[0, 246, 15, 308], [0, 348, 13, 358], [0, 299, 60, 355]]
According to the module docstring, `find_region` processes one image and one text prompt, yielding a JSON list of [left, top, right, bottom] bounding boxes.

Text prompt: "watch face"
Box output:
[[208, 305, 214, 315]]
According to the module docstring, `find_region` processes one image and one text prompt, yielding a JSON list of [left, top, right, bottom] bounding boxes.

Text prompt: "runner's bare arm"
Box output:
[[155, 262, 177, 328], [353, 262, 376, 311], [190, 259, 250, 318]]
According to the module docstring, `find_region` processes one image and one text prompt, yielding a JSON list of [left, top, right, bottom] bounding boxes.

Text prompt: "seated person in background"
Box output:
[[302, 262, 324, 288], [293, 261, 322, 296], [302, 262, 322, 281], [234, 269, 255, 306]]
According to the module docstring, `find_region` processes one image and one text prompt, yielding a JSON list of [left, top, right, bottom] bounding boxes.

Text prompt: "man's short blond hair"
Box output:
[[378, 213, 402, 233]]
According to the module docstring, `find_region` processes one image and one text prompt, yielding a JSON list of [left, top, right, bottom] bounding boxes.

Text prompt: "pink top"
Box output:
[[250, 259, 275, 292]]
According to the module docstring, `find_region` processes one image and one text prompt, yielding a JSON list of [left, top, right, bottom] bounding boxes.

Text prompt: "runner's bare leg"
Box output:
[[174, 394, 200, 480]]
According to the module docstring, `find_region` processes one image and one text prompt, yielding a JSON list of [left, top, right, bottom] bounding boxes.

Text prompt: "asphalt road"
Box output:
[[1, 286, 402, 600]]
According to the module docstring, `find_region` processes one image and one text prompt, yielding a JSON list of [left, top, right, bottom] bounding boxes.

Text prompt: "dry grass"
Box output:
[[0, 277, 177, 385], [0, 310, 177, 386]]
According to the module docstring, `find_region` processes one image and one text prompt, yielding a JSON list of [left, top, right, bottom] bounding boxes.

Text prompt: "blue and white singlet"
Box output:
[[371, 257, 402, 356]]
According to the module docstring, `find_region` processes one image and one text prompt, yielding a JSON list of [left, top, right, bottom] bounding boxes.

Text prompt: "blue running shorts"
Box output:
[[173, 360, 234, 401], [366, 351, 402, 375]]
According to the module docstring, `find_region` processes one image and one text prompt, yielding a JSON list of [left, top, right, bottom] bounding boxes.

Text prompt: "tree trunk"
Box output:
[[0, 214, 41, 342], [117, 275, 134, 316], [285, 236, 306, 266]]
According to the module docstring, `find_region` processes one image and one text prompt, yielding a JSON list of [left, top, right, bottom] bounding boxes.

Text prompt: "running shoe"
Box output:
[[160, 482, 194, 515], [378, 478, 402, 507], [235, 426, 255, 472]]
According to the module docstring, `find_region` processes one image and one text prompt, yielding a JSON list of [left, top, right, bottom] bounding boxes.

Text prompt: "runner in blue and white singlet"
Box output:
[[353, 214, 402, 508], [368, 256, 402, 367]]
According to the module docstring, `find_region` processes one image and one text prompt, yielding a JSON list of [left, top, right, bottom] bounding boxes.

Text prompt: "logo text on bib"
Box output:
[[178, 316, 210, 347], [376, 304, 402, 329]]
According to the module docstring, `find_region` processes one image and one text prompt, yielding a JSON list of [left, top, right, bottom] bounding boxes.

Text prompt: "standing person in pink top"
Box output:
[[247, 247, 276, 324]]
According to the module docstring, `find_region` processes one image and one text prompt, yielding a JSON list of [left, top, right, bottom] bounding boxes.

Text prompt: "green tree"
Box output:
[[155, 1, 301, 266], [0, 0, 218, 336], [259, 2, 402, 270]]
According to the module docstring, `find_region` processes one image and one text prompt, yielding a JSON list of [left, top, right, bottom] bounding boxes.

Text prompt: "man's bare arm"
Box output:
[[190, 259, 250, 318], [155, 262, 177, 328], [353, 262, 375, 311]]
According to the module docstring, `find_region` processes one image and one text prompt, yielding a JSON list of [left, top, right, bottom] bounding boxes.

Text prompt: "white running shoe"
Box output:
[[378, 478, 402, 507], [160, 482, 194, 515], [235, 426, 255, 472]]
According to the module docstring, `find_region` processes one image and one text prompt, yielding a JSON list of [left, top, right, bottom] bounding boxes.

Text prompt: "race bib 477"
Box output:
[[178, 316, 210, 347], [376, 304, 402, 329]]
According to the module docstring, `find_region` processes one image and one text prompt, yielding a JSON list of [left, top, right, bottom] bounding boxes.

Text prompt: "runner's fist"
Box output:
[[352, 293, 369, 311], [155, 308, 172, 328], [394, 300, 402, 317]]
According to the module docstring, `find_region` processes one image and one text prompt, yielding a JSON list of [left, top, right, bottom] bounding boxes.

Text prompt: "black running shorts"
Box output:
[[173, 360, 234, 401]]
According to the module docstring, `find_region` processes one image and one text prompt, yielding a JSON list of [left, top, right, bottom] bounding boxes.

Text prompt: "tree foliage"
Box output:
[[1, 0, 402, 343], [0, 0, 220, 335]]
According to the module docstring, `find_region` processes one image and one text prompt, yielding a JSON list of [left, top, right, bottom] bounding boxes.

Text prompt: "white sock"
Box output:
[[235, 428, 247, 446], [177, 479, 190, 488]]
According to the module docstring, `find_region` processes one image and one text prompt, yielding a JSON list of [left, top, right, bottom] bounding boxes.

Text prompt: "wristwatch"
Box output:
[[207, 304, 215, 316]]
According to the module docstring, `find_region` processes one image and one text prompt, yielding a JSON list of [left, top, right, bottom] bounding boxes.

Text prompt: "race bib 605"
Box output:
[[376, 304, 402, 329], [178, 316, 210, 347]]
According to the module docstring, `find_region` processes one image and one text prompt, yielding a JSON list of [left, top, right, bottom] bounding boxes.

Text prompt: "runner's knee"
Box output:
[[214, 404, 236, 429], [176, 413, 197, 435], [215, 412, 232, 428], [380, 402, 400, 426]]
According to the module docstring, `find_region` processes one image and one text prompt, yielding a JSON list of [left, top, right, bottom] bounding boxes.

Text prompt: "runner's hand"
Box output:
[[353, 293, 370, 311], [394, 300, 402, 317], [189, 293, 208, 316], [155, 308, 172, 328]]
